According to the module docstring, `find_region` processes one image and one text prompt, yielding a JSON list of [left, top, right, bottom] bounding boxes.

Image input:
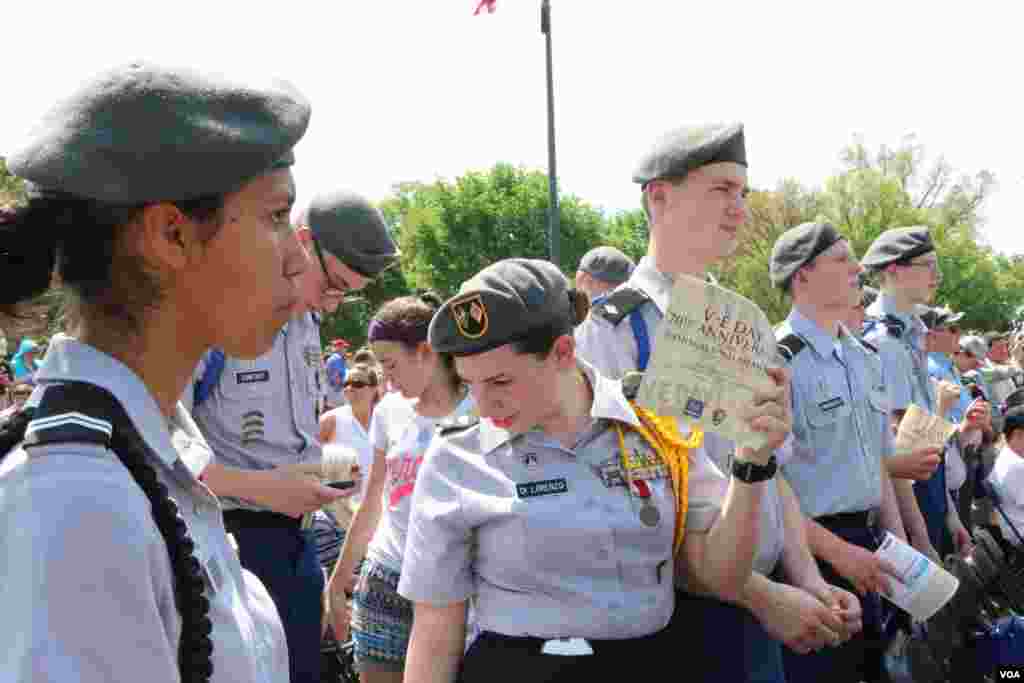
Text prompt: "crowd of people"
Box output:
[[2, 60, 1024, 683]]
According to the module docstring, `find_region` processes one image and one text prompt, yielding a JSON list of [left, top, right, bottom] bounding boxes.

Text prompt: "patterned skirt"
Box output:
[[350, 558, 414, 671]]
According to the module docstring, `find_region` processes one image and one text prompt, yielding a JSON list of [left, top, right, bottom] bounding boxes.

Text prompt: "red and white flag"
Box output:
[[473, 0, 497, 15]]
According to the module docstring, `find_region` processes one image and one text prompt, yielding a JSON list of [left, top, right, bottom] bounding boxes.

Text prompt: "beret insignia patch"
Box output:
[[452, 294, 489, 339]]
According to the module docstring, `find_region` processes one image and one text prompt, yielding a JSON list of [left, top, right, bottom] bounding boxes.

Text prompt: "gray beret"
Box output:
[[769, 222, 843, 290], [960, 335, 988, 359], [305, 191, 399, 278], [430, 258, 576, 356], [861, 227, 934, 270], [919, 306, 964, 330], [8, 61, 310, 203], [579, 246, 635, 285], [632, 122, 746, 186]]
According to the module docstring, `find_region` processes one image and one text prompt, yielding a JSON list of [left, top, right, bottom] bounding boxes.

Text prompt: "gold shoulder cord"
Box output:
[[614, 407, 703, 555]]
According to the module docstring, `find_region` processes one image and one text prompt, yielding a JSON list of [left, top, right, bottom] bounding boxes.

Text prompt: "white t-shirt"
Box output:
[[988, 446, 1024, 544], [366, 391, 476, 571], [321, 405, 374, 504]]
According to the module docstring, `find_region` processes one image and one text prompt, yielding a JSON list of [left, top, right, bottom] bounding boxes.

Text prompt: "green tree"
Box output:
[[382, 163, 608, 297], [716, 138, 1006, 327], [0, 156, 25, 206]]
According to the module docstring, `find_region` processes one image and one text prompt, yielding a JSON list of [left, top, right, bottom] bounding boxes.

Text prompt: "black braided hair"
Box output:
[[0, 406, 214, 682]]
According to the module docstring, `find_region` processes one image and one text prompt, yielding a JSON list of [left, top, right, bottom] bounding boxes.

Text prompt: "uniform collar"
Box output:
[[628, 256, 718, 315], [33, 335, 179, 468], [478, 359, 640, 455], [786, 307, 843, 359], [868, 293, 923, 332]]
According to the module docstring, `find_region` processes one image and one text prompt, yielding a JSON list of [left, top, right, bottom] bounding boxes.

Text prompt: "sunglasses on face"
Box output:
[[344, 380, 374, 389]]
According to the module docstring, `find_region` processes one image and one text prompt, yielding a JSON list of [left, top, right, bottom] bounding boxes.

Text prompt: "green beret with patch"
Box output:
[[8, 61, 310, 203], [305, 190, 400, 278], [429, 258, 581, 356], [632, 122, 746, 186]]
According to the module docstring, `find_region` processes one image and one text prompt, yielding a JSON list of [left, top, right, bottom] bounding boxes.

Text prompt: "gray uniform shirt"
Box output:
[[0, 336, 288, 683], [777, 309, 893, 518], [191, 312, 323, 511], [398, 362, 675, 639], [864, 294, 935, 414], [574, 255, 785, 574]]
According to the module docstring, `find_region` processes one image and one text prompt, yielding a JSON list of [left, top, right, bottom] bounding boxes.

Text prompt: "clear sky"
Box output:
[[3, 1, 1019, 252]]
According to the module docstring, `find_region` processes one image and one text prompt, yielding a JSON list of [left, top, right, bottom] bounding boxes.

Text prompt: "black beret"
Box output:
[[861, 227, 934, 270], [7, 61, 310, 203], [632, 122, 746, 186], [305, 191, 400, 278], [919, 306, 964, 330], [769, 222, 843, 290], [578, 246, 635, 285], [429, 258, 577, 356]]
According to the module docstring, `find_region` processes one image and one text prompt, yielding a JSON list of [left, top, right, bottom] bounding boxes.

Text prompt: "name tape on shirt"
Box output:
[[236, 370, 270, 385], [819, 396, 844, 412], [516, 478, 569, 499]]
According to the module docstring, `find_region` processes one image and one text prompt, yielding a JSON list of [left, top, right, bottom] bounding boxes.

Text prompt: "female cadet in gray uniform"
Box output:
[[396, 258, 793, 683], [0, 61, 310, 682], [186, 191, 399, 683]]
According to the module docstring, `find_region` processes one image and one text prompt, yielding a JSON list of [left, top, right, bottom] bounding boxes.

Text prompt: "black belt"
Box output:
[[223, 509, 302, 534], [815, 507, 879, 530]]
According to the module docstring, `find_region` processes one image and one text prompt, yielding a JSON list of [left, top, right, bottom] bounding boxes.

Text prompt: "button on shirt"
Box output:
[[398, 362, 675, 640], [191, 313, 323, 511], [574, 256, 786, 575], [0, 336, 288, 683], [777, 309, 892, 518]]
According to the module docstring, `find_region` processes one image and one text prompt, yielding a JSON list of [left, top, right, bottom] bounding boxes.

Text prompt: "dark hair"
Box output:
[[511, 289, 590, 360], [371, 292, 459, 390], [1, 195, 225, 683], [1004, 406, 1024, 441], [1, 194, 224, 335]]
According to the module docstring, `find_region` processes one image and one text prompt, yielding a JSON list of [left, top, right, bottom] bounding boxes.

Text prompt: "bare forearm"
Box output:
[[329, 489, 382, 595], [892, 478, 929, 544], [680, 478, 766, 602], [777, 478, 822, 590], [879, 465, 907, 541], [405, 602, 467, 683], [201, 462, 267, 502]]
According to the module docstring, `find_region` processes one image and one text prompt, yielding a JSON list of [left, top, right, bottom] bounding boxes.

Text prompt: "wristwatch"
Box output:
[[731, 455, 777, 483]]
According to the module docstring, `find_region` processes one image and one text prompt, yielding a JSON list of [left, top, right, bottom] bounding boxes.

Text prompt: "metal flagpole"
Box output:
[[541, 0, 559, 265]]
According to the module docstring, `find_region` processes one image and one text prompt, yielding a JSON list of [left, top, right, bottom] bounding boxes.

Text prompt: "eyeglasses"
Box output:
[[310, 235, 349, 299], [344, 380, 374, 389]]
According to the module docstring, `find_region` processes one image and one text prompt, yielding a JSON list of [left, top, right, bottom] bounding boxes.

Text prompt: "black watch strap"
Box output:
[[731, 455, 777, 483]]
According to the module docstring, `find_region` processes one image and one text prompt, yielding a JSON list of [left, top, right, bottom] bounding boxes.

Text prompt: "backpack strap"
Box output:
[[10, 382, 215, 682], [776, 334, 808, 364], [593, 287, 654, 372], [860, 339, 879, 353], [193, 348, 226, 409]]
